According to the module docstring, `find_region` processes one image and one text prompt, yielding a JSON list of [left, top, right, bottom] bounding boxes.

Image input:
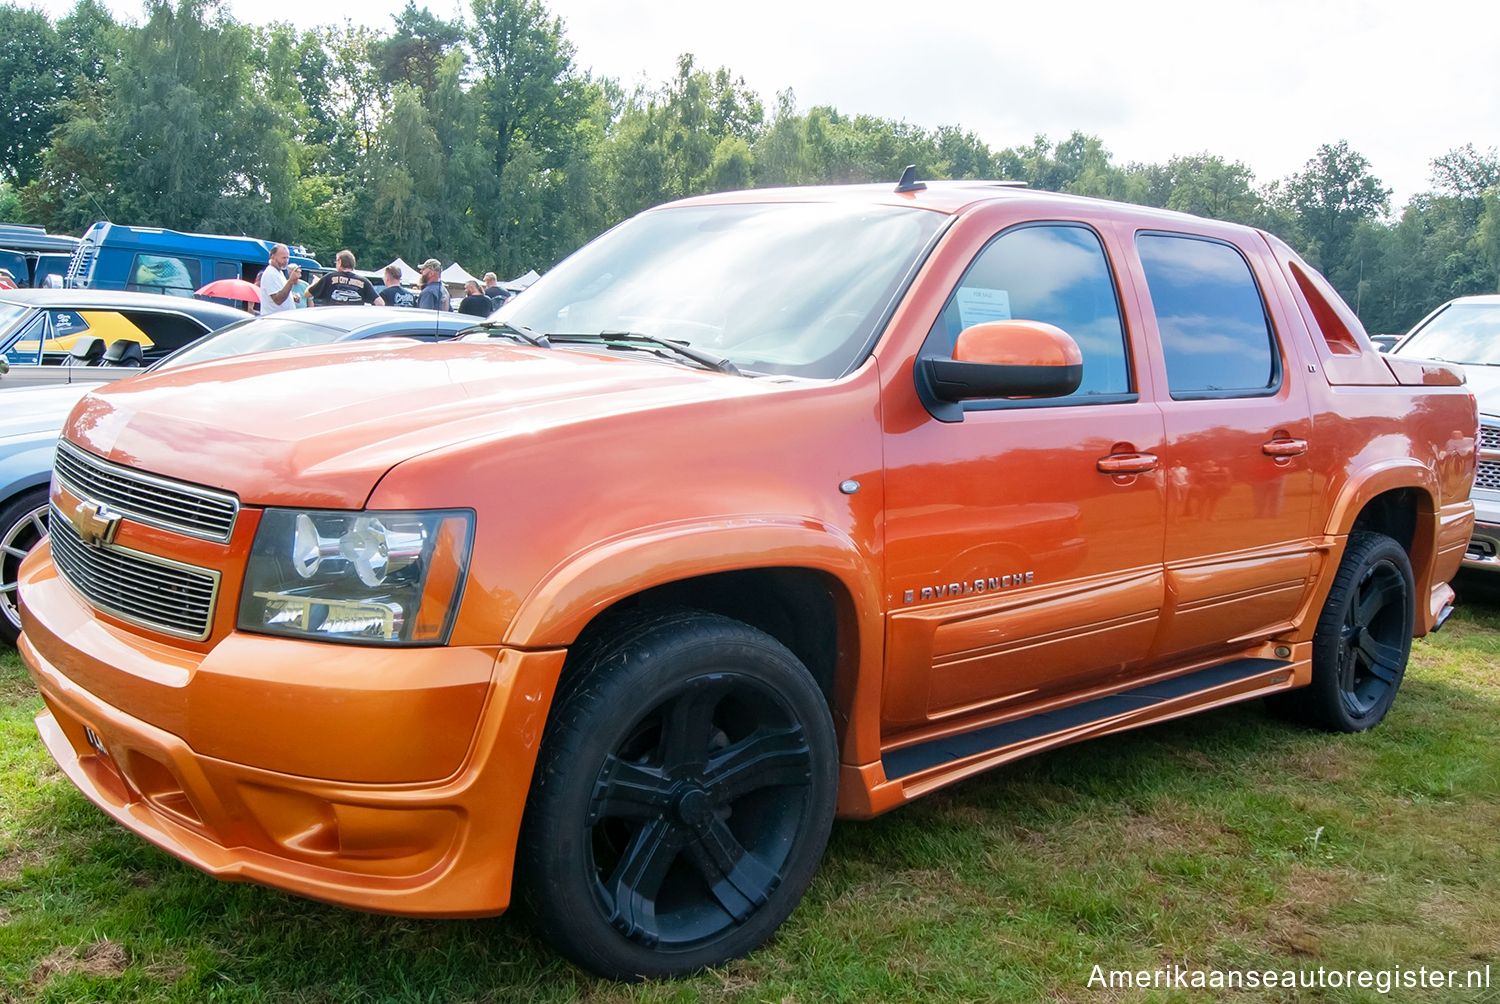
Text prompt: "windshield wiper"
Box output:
[[474, 319, 551, 348], [551, 331, 742, 376]]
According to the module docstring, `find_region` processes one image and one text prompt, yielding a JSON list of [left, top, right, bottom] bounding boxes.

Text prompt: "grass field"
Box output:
[[2, 581, 1498, 1002]]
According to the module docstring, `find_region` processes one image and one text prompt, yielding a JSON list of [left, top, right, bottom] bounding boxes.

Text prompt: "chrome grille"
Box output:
[[54, 441, 238, 542], [1478, 460, 1500, 492], [1481, 424, 1500, 452], [49, 505, 219, 640]]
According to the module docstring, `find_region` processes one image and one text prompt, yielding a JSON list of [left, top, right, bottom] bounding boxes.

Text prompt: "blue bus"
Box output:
[[63, 222, 321, 297]]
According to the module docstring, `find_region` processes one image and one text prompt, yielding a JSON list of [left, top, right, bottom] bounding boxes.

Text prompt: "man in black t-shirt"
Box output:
[[306, 250, 377, 306], [377, 264, 417, 307]]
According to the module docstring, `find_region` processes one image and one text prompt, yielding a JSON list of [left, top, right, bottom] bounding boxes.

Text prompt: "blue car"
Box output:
[[0, 307, 476, 644]]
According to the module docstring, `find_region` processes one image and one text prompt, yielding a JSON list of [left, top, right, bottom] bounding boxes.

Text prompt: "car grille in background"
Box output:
[[1482, 425, 1500, 452], [54, 441, 239, 542], [1478, 461, 1500, 492], [49, 505, 219, 640]]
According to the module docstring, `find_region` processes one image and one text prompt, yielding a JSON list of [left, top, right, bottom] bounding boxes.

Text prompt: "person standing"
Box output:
[[416, 258, 449, 311], [482, 272, 509, 306], [377, 264, 417, 307], [457, 280, 494, 317], [259, 244, 301, 314], [306, 249, 377, 306]]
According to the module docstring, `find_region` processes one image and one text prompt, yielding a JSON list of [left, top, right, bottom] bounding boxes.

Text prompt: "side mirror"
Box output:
[[1370, 334, 1400, 353], [922, 320, 1083, 405]]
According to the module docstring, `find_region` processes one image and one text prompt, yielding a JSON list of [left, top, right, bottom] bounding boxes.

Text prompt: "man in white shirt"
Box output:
[[259, 243, 301, 314]]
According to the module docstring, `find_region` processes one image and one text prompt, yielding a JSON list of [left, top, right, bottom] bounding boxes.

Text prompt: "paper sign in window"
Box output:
[[956, 287, 1011, 329]]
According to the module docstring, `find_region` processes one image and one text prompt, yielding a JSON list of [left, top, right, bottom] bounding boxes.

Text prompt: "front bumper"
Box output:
[[1463, 491, 1500, 572], [19, 544, 566, 917]]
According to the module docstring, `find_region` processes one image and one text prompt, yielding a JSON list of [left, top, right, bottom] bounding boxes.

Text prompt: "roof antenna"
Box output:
[[894, 165, 926, 194]]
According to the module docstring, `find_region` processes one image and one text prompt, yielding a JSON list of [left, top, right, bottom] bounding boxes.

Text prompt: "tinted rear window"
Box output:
[[1138, 234, 1277, 397]]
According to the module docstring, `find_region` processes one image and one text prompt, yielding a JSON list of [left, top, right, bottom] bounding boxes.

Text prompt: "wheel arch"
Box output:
[[1322, 462, 1446, 634], [503, 517, 886, 763]]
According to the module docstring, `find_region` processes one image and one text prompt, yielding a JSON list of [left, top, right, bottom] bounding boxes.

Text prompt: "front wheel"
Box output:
[[1269, 531, 1415, 732], [518, 609, 837, 980], [0, 488, 49, 647]]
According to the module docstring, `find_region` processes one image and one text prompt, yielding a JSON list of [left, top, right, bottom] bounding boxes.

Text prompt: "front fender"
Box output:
[[0, 442, 58, 505], [504, 514, 882, 649], [502, 516, 889, 766]]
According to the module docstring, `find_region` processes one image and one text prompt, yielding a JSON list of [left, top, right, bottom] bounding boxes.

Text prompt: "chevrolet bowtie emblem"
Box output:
[[71, 500, 121, 547]]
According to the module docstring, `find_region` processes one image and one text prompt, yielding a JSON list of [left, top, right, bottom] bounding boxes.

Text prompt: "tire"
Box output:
[[518, 609, 838, 980], [1268, 531, 1415, 732], [0, 488, 50, 647]]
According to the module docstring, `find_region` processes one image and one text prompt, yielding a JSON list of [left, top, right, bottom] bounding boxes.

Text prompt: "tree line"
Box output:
[[2, 0, 1498, 334]]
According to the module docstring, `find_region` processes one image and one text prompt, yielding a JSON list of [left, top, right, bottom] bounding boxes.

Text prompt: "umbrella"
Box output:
[[196, 278, 261, 303]]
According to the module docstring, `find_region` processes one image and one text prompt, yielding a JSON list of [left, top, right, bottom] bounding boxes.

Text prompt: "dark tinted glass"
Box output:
[[1138, 234, 1275, 396], [929, 225, 1130, 398]]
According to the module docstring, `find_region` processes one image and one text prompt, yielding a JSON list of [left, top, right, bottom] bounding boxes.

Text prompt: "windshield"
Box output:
[[496, 202, 945, 379], [1397, 302, 1500, 365], [0, 303, 32, 342], [158, 315, 352, 370]]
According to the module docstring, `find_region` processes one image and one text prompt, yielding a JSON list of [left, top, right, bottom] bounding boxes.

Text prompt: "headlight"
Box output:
[[238, 509, 473, 645]]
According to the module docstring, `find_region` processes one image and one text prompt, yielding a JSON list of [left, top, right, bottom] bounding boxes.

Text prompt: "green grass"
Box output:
[[3, 586, 1499, 1002]]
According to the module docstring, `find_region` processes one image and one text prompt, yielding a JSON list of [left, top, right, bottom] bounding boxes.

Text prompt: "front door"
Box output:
[[881, 221, 1167, 732]]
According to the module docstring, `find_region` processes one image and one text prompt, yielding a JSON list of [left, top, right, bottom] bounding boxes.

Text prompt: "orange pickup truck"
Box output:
[[17, 180, 1478, 979]]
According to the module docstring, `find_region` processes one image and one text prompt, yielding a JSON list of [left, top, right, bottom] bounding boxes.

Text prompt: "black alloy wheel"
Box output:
[[1268, 531, 1414, 732], [1336, 557, 1410, 719], [0, 488, 49, 646], [520, 609, 837, 980]]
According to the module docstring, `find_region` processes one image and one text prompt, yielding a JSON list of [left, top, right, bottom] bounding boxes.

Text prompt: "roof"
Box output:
[[667, 180, 1261, 236], [0, 288, 250, 323], [0, 224, 79, 254], [79, 222, 320, 269]]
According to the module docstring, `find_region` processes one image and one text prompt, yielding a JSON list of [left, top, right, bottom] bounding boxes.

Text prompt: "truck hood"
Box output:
[[1459, 363, 1500, 418], [0, 383, 99, 441], [66, 339, 771, 508]]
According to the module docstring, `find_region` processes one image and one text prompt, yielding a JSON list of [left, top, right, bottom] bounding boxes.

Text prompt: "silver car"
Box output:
[[1389, 294, 1500, 571], [0, 307, 476, 644]]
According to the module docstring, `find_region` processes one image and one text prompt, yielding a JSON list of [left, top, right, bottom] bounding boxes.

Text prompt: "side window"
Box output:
[[128, 253, 201, 294], [2, 314, 45, 366], [926, 224, 1131, 401], [41, 309, 92, 363], [1137, 234, 1278, 398], [214, 261, 240, 282], [122, 312, 211, 358]]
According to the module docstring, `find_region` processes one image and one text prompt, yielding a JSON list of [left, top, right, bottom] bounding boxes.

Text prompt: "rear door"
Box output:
[[1128, 230, 1317, 660]]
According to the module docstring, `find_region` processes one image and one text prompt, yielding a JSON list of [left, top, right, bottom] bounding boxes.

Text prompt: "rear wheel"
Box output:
[[0, 488, 49, 646], [1269, 531, 1414, 732], [519, 609, 837, 980]]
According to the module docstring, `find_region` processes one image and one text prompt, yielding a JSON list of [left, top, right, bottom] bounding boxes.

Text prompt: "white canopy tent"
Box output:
[[441, 262, 480, 287], [502, 269, 540, 293], [381, 257, 421, 285]]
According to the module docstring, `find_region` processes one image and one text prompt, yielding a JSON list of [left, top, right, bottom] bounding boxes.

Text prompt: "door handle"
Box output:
[[1262, 438, 1308, 458], [1097, 452, 1159, 475]]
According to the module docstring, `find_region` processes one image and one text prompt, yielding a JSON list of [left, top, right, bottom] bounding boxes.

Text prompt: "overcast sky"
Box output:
[[31, 0, 1500, 210]]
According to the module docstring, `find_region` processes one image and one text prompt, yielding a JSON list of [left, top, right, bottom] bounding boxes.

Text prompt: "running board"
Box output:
[[883, 658, 1288, 780]]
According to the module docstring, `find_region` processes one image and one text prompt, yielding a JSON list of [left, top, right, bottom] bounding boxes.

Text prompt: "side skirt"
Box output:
[[879, 657, 1295, 795]]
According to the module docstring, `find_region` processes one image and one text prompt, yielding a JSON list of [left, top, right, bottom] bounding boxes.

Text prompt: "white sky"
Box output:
[[30, 0, 1500, 210]]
